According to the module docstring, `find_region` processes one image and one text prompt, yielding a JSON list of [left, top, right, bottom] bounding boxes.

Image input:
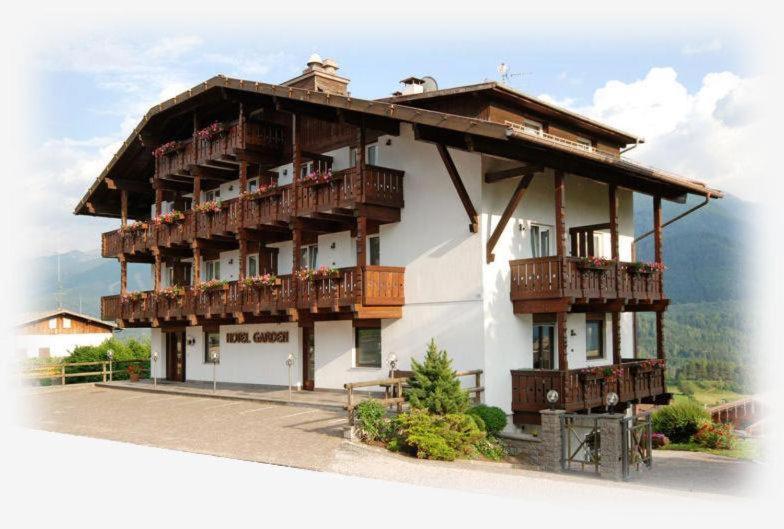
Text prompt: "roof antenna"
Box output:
[[497, 62, 532, 87]]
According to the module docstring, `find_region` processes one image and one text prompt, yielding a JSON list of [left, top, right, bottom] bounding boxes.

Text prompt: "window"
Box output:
[[592, 233, 605, 258], [63, 318, 72, 329], [166, 266, 175, 287], [369, 236, 380, 266], [530, 224, 551, 258], [247, 255, 258, 277], [300, 161, 314, 178], [367, 144, 378, 165], [575, 137, 592, 151], [355, 326, 381, 368], [523, 119, 543, 135], [205, 188, 220, 202], [586, 316, 605, 360], [300, 244, 318, 269], [204, 332, 220, 364], [532, 321, 555, 369], [349, 147, 357, 167], [48, 318, 57, 330], [248, 178, 258, 193], [204, 260, 221, 281]]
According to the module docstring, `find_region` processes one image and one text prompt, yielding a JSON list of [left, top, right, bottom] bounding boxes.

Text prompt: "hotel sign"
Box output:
[[226, 331, 290, 344]]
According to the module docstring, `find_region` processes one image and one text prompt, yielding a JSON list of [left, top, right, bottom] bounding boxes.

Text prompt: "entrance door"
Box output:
[[302, 327, 315, 390], [165, 331, 186, 382]]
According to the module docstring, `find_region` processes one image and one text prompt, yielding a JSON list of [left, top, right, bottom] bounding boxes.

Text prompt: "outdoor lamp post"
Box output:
[[285, 354, 295, 402], [605, 391, 619, 414], [387, 352, 398, 377], [107, 349, 114, 382], [546, 389, 559, 411], [152, 351, 158, 389], [211, 350, 219, 393]]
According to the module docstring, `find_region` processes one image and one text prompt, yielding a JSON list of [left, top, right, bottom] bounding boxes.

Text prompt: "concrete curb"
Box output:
[[94, 382, 347, 412]]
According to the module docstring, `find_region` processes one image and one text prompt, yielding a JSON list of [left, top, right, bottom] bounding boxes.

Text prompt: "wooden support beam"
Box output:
[[193, 173, 201, 206], [154, 185, 163, 217], [120, 190, 128, 228], [557, 311, 568, 371], [119, 256, 127, 296], [653, 195, 664, 297], [612, 312, 621, 365], [238, 232, 248, 281], [192, 243, 201, 286], [292, 113, 301, 215], [486, 172, 535, 263], [484, 164, 543, 184], [656, 311, 665, 361], [106, 177, 150, 194], [436, 143, 478, 233], [153, 250, 162, 292], [554, 170, 568, 286]]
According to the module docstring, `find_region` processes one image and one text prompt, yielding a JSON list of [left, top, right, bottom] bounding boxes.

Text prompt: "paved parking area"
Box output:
[[20, 384, 347, 471], [18, 384, 759, 499]]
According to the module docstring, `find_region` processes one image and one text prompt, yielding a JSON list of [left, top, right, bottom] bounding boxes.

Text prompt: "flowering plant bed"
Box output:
[[302, 169, 333, 185], [297, 266, 340, 282], [119, 221, 149, 234], [194, 279, 229, 293], [122, 291, 146, 303], [580, 365, 625, 384], [158, 285, 185, 300], [153, 210, 186, 226], [194, 200, 222, 214], [628, 261, 666, 274], [195, 121, 225, 141], [577, 256, 614, 270], [242, 274, 279, 288], [152, 140, 181, 158], [240, 182, 280, 200], [635, 358, 666, 372]]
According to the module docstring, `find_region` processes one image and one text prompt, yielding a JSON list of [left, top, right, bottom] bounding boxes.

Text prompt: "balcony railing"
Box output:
[[101, 165, 405, 258], [509, 256, 664, 306], [510, 360, 667, 418], [101, 266, 405, 323]]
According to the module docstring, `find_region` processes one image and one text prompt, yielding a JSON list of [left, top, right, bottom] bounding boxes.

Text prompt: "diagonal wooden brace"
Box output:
[[486, 172, 535, 263], [436, 143, 479, 233]]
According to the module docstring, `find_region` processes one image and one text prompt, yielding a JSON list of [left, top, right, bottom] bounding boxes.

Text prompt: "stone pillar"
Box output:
[[598, 414, 625, 481], [539, 409, 565, 472]]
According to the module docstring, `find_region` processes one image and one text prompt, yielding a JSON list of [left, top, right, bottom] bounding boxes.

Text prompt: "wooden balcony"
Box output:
[[510, 360, 670, 424], [101, 266, 405, 325], [101, 165, 405, 258], [154, 122, 285, 179], [509, 256, 667, 313]]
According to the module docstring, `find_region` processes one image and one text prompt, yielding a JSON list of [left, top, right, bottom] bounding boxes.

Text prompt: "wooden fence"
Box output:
[[344, 369, 484, 422], [21, 360, 149, 386]]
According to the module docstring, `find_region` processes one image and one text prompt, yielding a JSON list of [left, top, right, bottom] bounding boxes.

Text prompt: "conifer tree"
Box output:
[[405, 339, 469, 414]]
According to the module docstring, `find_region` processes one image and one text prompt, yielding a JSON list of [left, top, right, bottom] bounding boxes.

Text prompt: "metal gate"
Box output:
[[621, 412, 653, 479], [560, 414, 602, 474]]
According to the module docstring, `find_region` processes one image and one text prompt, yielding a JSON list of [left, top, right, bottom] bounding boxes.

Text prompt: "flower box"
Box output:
[[627, 261, 666, 275], [120, 221, 149, 234], [242, 274, 280, 288], [301, 170, 334, 186], [158, 286, 185, 301], [153, 210, 186, 226], [195, 280, 229, 293], [576, 256, 613, 272], [195, 121, 226, 142], [122, 292, 147, 303], [194, 200, 222, 214], [153, 141, 181, 158], [240, 183, 280, 201]]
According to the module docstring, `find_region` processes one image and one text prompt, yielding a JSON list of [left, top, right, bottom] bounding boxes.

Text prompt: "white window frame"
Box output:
[[204, 259, 221, 281], [530, 223, 553, 258], [350, 144, 379, 167], [205, 188, 221, 202], [300, 244, 318, 269]]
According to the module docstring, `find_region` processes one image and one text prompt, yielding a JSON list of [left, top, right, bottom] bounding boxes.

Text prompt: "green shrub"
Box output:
[[474, 437, 507, 461], [652, 400, 710, 443], [393, 409, 485, 461], [406, 339, 469, 414], [354, 400, 390, 442], [64, 337, 150, 383], [468, 404, 507, 435], [692, 422, 736, 450]]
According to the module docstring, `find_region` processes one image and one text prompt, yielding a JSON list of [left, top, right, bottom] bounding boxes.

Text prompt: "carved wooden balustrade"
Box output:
[[509, 256, 665, 309], [510, 360, 668, 423], [297, 165, 405, 216], [194, 121, 284, 166]]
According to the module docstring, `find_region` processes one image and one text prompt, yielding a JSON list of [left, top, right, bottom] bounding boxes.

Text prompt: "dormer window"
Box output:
[[575, 137, 592, 151], [523, 119, 543, 136]]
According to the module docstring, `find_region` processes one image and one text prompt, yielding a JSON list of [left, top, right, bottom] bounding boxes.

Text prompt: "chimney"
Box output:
[[282, 54, 350, 96], [400, 76, 426, 96]]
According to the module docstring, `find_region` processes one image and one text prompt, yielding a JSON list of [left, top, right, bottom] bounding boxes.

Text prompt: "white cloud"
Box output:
[[682, 38, 723, 56], [571, 67, 761, 201]]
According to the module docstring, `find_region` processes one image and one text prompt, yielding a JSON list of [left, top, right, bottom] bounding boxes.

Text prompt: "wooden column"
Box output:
[[292, 225, 302, 272], [292, 113, 301, 214], [155, 187, 163, 217], [120, 190, 128, 228], [554, 170, 568, 285], [153, 250, 162, 292], [192, 243, 201, 286], [653, 195, 665, 360], [119, 256, 127, 296], [356, 216, 367, 267], [356, 121, 366, 201], [193, 172, 201, 206], [557, 311, 568, 372], [609, 184, 621, 365], [239, 233, 248, 281]]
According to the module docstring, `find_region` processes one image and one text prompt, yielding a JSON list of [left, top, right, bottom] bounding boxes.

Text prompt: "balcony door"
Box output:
[[165, 330, 186, 382], [302, 327, 315, 390], [532, 316, 555, 370]]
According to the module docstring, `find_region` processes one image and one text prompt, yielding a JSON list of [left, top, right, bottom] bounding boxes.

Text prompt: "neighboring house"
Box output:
[[74, 55, 722, 426], [15, 309, 115, 358]]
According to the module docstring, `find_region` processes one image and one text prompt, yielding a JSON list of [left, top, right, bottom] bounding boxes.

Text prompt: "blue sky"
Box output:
[[20, 17, 757, 256]]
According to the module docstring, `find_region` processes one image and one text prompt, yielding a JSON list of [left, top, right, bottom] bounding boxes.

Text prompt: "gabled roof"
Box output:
[[74, 75, 720, 216], [380, 81, 642, 146], [16, 309, 117, 330]]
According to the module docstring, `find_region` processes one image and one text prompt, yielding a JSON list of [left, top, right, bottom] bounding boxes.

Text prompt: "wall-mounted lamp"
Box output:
[[228, 185, 234, 191], [228, 258, 234, 265], [330, 242, 336, 249], [385, 139, 392, 146], [570, 329, 577, 337], [187, 336, 196, 346]]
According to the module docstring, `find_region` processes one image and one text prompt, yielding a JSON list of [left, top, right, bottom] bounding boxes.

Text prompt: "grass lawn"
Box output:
[[669, 380, 747, 408], [659, 438, 761, 461]]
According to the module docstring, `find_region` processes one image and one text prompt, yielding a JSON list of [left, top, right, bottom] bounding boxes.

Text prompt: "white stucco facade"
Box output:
[[148, 124, 640, 415]]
